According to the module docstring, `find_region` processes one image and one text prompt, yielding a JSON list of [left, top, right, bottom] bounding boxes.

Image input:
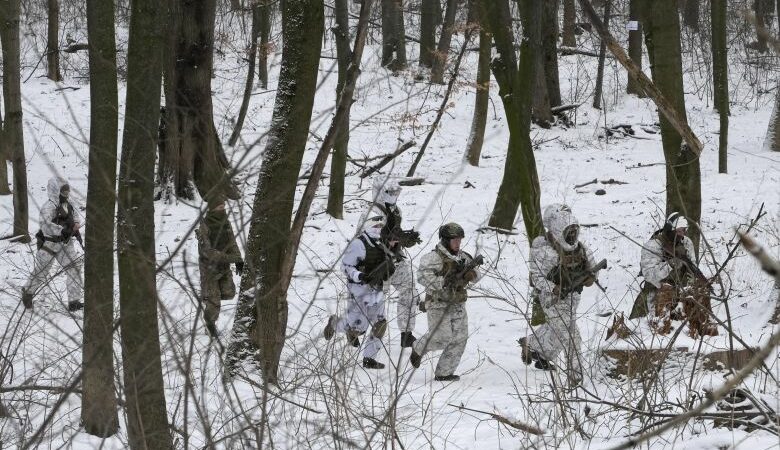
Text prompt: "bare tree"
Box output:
[[226, 0, 324, 383], [465, 1, 490, 166], [562, 0, 576, 47], [47, 0, 62, 81], [712, 0, 729, 173], [116, 0, 173, 445], [81, 0, 119, 437], [430, 0, 457, 84], [326, 0, 352, 219], [257, 0, 272, 89], [0, 0, 30, 242], [229, 1, 263, 147], [765, 87, 780, 152], [683, 0, 699, 32], [419, 0, 439, 67], [592, 0, 610, 109], [485, 0, 543, 238], [0, 92, 9, 196], [626, 0, 645, 97], [381, 0, 406, 70]]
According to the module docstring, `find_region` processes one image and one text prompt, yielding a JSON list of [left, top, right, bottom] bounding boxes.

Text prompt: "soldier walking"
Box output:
[[22, 177, 84, 312], [519, 204, 602, 385], [323, 215, 397, 369], [409, 223, 482, 382]]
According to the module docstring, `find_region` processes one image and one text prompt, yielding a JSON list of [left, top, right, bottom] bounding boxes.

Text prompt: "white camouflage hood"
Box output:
[[545, 204, 579, 252], [47, 177, 69, 204], [372, 175, 401, 205]]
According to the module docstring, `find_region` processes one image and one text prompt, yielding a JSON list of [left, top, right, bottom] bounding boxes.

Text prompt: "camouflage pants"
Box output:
[[201, 263, 236, 323], [413, 303, 468, 377], [528, 294, 582, 378], [336, 284, 386, 359], [387, 257, 416, 333], [25, 240, 83, 304]]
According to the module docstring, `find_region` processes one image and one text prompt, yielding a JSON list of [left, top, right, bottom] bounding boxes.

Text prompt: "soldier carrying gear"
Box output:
[[519, 205, 602, 385], [365, 176, 421, 348], [22, 178, 85, 312], [630, 213, 718, 338], [196, 202, 244, 337], [409, 222, 483, 382], [323, 214, 398, 370]]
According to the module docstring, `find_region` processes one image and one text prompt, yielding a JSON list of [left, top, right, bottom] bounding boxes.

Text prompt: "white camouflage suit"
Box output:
[[24, 177, 84, 305], [368, 176, 417, 334], [640, 233, 696, 316], [527, 205, 599, 380], [338, 217, 394, 359], [413, 243, 482, 377]]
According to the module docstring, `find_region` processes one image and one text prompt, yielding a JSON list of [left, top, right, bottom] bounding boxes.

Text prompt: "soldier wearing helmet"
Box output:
[[409, 222, 483, 382]]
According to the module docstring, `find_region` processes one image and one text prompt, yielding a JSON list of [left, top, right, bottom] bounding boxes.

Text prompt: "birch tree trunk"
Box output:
[[116, 0, 172, 445], [81, 0, 119, 437]]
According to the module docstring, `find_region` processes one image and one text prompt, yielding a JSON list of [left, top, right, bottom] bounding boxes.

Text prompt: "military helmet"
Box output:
[[439, 222, 465, 240]]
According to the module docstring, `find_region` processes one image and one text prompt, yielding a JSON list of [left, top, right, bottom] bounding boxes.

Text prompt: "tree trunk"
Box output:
[[257, 0, 271, 89], [643, 0, 702, 249], [158, 0, 237, 204], [519, 0, 552, 126], [228, 2, 261, 147], [562, 0, 576, 47], [326, 0, 351, 219], [465, 6, 490, 167], [419, 0, 438, 67], [593, 0, 610, 109], [542, 0, 561, 108], [0, 0, 30, 241], [117, 0, 172, 446], [765, 87, 780, 152], [711, 0, 728, 173], [430, 0, 457, 84], [485, 0, 543, 239], [47, 0, 62, 81], [626, 0, 645, 96], [683, 0, 699, 31], [81, 0, 119, 437], [226, 0, 323, 383], [381, 0, 406, 70], [754, 0, 769, 53]]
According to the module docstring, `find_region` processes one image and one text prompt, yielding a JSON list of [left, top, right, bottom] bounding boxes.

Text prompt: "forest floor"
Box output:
[[0, 22, 779, 450]]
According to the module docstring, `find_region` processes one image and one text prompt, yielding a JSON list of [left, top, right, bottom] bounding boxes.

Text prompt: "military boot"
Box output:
[[21, 290, 33, 310], [362, 357, 385, 370], [410, 349, 422, 368], [534, 357, 555, 371], [323, 315, 337, 340], [518, 337, 533, 365], [400, 331, 416, 348]]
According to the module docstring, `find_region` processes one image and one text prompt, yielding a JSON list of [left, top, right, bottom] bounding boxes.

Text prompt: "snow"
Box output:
[[1, 11, 779, 450]]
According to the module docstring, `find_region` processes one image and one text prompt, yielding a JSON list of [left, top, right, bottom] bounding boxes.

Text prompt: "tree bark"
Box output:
[[542, 0, 561, 108], [465, 4, 490, 167], [116, 0, 172, 446], [326, 0, 351, 219], [577, 0, 704, 156], [430, 0, 457, 84], [765, 87, 780, 152], [711, 0, 728, 173], [47, 0, 62, 81], [626, 0, 645, 97], [228, 1, 262, 147], [754, 0, 769, 53], [683, 0, 699, 31], [158, 0, 237, 204], [257, 0, 271, 89], [81, 0, 119, 437], [226, 0, 323, 383], [419, 0, 438, 67], [381, 0, 406, 70], [519, 0, 552, 126], [592, 0, 610, 109], [0, 0, 30, 241], [562, 0, 576, 47], [485, 0, 543, 239], [642, 0, 702, 249]]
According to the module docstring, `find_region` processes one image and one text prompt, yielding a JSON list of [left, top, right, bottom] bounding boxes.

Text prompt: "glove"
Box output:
[[61, 228, 73, 240], [358, 272, 368, 283], [668, 257, 685, 270], [463, 270, 477, 283], [235, 260, 244, 275], [583, 275, 595, 287]]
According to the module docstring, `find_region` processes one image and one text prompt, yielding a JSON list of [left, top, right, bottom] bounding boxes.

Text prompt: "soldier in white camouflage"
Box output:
[[519, 204, 602, 385], [366, 176, 421, 348], [409, 223, 482, 382]]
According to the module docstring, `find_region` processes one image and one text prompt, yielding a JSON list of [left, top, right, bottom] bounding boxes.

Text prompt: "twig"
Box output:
[[360, 140, 416, 178], [448, 403, 544, 435]]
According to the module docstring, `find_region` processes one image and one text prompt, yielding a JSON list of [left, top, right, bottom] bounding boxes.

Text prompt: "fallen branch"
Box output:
[[550, 103, 582, 115], [360, 140, 416, 178], [62, 43, 89, 53], [574, 179, 597, 189], [577, 0, 703, 155], [448, 403, 544, 435], [559, 46, 600, 57]]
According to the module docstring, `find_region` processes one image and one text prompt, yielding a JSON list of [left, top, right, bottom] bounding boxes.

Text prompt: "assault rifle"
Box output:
[[660, 243, 709, 285], [547, 258, 607, 298], [444, 254, 485, 290], [53, 203, 83, 248]]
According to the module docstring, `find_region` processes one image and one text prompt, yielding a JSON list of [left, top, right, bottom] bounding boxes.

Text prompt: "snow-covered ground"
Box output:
[[1, 11, 779, 449]]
